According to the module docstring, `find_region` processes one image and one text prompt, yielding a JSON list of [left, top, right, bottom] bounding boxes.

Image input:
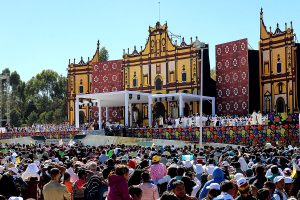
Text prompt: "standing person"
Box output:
[[63, 172, 73, 196], [215, 181, 236, 200], [138, 172, 159, 200], [171, 180, 197, 200], [43, 168, 71, 200], [149, 155, 167, 182], [199, 167, 225, 199], [72, 168, 87, 200], [272, 176, 288, 200], [107, 165, 132, 200], [235, 178, 256, 200], [249, 165, 267, 190], [0, 167, 19, 198], [129, 186, 143, 200], [202, 183, 221, 200], [99, 150, 108, 165]]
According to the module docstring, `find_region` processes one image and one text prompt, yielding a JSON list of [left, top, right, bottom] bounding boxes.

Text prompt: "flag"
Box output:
[[59, 139, 63, 146], [291, 160, 299, 178], [16, 157, 21, 165]]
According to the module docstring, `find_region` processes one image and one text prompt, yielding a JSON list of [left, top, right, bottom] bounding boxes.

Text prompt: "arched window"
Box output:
[[133, 78, 138, 87], [277, 54, 282, 74], [132, 71, 138, 87], [79, 79, 84, 93], [182, 66, 187, 82], [155, 77, 163, 90]]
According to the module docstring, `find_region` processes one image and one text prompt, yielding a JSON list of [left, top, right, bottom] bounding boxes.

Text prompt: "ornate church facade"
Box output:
[[123, 22, 215, 125], [259, 9, 300, 113], [66, 41, 99, 124]]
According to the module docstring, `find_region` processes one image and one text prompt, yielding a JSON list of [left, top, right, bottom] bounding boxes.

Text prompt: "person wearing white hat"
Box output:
[[0, 167, 19, 198], [193, 164, 203, 182], [202, 183, 221, 200], [21, 163, 40, 181], [272, 176, 288, 200], [284, 177, 294, 197]]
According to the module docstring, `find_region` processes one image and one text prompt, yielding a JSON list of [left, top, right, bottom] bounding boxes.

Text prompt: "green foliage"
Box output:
[[1, 68, 67, 126], [99, 47, 109, 61], [27, 111, 38, 125], [10, 109, 21, 127]]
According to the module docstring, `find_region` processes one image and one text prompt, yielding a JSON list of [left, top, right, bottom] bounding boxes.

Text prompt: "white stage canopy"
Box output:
[[75, 90, 215, 128]]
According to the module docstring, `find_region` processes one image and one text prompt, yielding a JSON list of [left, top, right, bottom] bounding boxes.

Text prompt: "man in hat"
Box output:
[[235, 178, 256, 200], [150, 155, 167, 182], [0, 167, 19, 198], [272, 176, 288, 200]]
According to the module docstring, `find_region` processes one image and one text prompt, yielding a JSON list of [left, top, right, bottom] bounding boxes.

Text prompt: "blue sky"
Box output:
[[0, 0, 299, 81]]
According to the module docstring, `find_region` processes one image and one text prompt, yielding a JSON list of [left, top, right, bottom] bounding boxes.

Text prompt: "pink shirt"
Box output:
[[150, 163, 167, 181]]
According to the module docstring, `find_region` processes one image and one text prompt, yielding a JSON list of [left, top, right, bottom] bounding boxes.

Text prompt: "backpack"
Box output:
[[72, 181, 85, 199], [84, 175, 107, 200]]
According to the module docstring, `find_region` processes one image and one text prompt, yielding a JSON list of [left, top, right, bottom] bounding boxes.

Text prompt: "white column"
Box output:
[[75, 97, 80, 128], [129, 103, 132, 127], [98, 100, 102, 130], [199, 48, 204, 148], [125, 92, 129, 126], [106, 107, 109, 122], [212, 98, 215, 116], [179, 94, 184, 117], [148, 96, 152, 127]]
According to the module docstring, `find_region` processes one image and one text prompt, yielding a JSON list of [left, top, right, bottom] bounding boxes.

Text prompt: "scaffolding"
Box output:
[[0, 74, 10, 127]]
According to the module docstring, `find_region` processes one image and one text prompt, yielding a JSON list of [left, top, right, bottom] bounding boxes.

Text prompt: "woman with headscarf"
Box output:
[[21, 163, 40, 199]]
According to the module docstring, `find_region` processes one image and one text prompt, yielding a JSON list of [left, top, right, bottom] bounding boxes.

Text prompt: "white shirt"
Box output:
[[272, 189, 288, 200], [216, 192, 234, 200]]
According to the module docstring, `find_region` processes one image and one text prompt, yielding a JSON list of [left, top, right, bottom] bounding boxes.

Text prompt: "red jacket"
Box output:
[[107, 175, 132, 200]]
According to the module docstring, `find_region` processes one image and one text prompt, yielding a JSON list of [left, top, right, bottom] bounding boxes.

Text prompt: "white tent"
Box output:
[[75, 91, 151, 128], [75, 90, 215, 128]]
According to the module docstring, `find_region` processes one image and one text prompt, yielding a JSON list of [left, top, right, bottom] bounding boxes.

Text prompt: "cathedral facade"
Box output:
[[259, 9, 300, 113], [123, 22, 215, 125]]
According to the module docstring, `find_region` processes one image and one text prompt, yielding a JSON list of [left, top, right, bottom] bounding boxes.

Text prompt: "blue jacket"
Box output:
[[199, 167, 225, 199]]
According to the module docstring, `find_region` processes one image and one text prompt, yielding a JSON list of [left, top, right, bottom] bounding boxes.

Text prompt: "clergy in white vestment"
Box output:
[[251, 111, 258, 125]]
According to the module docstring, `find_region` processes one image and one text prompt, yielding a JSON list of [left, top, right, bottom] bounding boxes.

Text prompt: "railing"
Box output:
[[0, 131, 80, 139], [127, 123, 299, 146]]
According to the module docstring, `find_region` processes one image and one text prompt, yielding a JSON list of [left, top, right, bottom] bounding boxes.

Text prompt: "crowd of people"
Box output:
[[0, 141, 299, 200], [160, 111, 268, 128], [2, 123, 81, 133]]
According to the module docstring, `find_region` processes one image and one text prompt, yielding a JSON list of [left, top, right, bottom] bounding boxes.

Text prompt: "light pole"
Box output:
[[194, 37, 207, 149]]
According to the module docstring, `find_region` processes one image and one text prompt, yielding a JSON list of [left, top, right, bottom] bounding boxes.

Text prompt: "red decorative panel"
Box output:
[[91, 60, 123, 122], [216, 39, 249, 115]]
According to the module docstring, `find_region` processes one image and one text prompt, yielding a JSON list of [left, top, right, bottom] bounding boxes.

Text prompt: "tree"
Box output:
[[3, 68, 68, 125], [27, 111, 38, 125], [1, 68, 10, 76], [10, 109, 21, 127], [99, 47, 109, 61], [10, 71, 21, 91]]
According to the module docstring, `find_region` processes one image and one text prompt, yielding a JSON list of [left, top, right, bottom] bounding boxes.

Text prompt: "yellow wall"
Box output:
[[67, 42, 99, 124], [259, 9, 297, 113]]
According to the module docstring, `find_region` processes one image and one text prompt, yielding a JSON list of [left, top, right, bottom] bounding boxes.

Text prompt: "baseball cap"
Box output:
[[222, 161, 229, 167], [206, 183, 220, 190], [237, 178, 249, 189], [284, 177, 294, 184], [273, 176, 285, 184], [152, 155, 161, 163], [234, 173, 245, 181], [8, 167, 18, 174]]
